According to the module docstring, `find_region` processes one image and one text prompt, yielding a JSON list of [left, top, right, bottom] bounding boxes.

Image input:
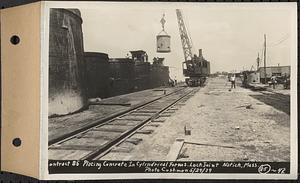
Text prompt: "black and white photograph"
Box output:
[[43, 1, 297, 179]]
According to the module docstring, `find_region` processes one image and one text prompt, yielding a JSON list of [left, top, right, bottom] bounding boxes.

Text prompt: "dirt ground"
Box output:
[[102, 77, 290, 161]]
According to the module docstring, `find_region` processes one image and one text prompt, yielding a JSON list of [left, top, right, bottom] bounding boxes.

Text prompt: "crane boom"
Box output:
[[176, 9, 193, 62]]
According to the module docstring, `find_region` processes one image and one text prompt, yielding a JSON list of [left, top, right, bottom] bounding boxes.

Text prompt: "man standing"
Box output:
[[230, 74, 236, 89], [270, 76, 277, 89]]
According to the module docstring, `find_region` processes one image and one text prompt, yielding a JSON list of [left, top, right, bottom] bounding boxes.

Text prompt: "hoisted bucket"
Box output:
[[156, 13, 171, 53], [157, 34, 171, 53]]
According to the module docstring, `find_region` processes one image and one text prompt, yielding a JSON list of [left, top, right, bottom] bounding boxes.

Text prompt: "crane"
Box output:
[[176, 9, 193, 62], [176, 9, 210, 87]]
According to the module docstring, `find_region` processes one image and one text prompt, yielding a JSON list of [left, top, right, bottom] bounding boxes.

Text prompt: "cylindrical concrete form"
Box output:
[[85, 52, 109, 99], [49, 9, 87, 116], [157, 35, 171, 53], [108, 58, 135, 97], [150, 65, 169, 88], [134, 62, 151, 91]]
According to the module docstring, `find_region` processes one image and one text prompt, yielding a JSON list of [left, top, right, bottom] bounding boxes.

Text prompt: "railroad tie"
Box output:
[[93, 127, 126, 133], [110, 122, 136, 126], [176, 103, 186, 106], [116, 117, 143, 121], [146, 123, 160, 127], [159, 113, 172, 117], [136, 110, 159, 113], [164, 110, 176, 114], [110, 146, 133, 153], [136, 129, 154, 134], [130, 112, 153, 116], [125, 138, 143, 145], [151, 119, 166, 123]]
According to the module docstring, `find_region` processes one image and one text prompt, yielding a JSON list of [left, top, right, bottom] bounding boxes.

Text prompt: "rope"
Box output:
[[158, 29, 169, 35]]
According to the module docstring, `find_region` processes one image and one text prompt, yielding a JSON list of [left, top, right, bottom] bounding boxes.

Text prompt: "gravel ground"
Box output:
[[102, 77, 290, 161]]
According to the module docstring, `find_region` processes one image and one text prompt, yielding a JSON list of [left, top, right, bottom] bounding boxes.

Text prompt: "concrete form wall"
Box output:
[[85, 52, 109, 99], [108, 59, 135, 96], [108, 58, 170, 97], [150, 65, 169, 88], [134, 62, 151, 91], [48, 9, 87, 116], [48, 9, 171, 115]]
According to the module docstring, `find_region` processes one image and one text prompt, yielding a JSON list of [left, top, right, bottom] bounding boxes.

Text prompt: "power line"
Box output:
[[268, 34, 289, 47]]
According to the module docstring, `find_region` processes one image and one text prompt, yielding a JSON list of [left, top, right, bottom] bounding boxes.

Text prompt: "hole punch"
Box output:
[[10, 35, 20, 45], [12, 138, 21, 147]]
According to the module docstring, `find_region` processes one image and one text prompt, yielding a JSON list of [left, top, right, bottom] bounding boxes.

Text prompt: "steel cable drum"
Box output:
[[157, 33, 171, 53]]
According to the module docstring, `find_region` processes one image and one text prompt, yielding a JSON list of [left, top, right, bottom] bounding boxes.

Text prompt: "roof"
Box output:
[[130, 50, 147, 55], [258, 66, 290, 70]]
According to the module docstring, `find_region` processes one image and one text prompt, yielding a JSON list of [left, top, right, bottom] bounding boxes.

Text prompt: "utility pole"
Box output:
[[256, 52, 260, 70], [264, 34, 267, 84]]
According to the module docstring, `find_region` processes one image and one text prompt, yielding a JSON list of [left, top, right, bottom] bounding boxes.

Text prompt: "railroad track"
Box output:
[[49, 87, 199, 160], [258, 90, 290, 103], [253, 90, 290, 115]]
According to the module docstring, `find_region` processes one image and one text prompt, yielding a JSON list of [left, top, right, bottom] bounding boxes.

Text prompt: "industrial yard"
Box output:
[[49, 77, 290, 161], [47, 4, 294, 166], [101, 77, 290, 161]]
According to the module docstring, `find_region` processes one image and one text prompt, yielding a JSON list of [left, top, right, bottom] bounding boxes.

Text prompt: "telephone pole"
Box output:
[[256, 52, 260, 70], [263, 34, 267, 84]]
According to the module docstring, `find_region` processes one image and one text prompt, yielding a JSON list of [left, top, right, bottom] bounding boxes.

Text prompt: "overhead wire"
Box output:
[[267, 34, 290, 47], [265, 34, 289, 67], [254, 34, 289, 71]]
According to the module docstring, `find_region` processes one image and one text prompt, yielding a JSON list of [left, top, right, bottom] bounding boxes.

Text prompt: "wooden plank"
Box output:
[[166, 139, 185, 161]]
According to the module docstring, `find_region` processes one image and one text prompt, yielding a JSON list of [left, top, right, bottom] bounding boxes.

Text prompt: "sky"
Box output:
[[79, 2, 296, 81]]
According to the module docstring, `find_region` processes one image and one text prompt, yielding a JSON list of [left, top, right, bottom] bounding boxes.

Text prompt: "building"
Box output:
[[257, 66, 290, 83]]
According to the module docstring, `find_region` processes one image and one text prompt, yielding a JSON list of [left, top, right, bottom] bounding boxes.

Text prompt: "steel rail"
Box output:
[[83, 88, 198, 160], [49, 87, 186, 146]]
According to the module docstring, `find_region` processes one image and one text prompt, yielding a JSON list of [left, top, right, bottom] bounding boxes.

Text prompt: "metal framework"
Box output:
[[176, 9, 193, 62]]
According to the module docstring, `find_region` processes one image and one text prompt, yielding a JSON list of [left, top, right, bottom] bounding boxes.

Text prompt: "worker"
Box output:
[[230, 74, 236, 89], [271, 76, 277, 89], [283, 74, 290, 89]]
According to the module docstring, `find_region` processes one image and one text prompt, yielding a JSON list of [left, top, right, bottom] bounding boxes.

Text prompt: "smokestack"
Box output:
[[199, 49, 203, 58]]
